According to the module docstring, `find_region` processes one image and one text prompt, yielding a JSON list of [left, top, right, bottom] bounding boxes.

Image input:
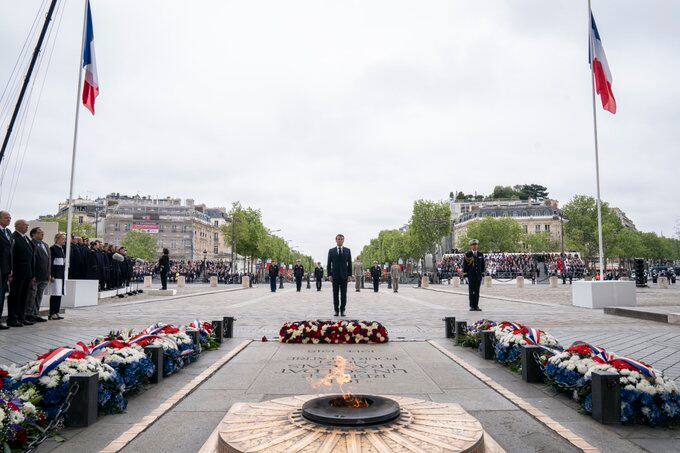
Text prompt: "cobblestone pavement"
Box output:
[[2, 283, 679, 381]]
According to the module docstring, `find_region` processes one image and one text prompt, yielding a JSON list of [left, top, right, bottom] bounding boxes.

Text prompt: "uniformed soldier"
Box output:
[[268, 260, 280, 292], [462, 239, 485, 311], [353, 258, 363, 292], [390, 262, 401, 293], [370, 261, 382, 292], [314, 262, 324, 291], [293, 259, 304, 292]]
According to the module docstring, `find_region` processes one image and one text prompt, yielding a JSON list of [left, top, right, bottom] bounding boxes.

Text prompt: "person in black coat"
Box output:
[[158, 248, 170, 290], [326, 234, 352, 316], [49, 233, 66, 320], [0, 211, 13, 329], [370, 261, 382, 292], [462, 239, 485, 311], [293, 260, 304, 292], [7, 220, 34, 326], [313, 262, 324, 291], [268, 261, 280, 292]]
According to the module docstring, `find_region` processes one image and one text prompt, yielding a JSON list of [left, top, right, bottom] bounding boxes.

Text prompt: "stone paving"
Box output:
[[1, 282, 678, 452]]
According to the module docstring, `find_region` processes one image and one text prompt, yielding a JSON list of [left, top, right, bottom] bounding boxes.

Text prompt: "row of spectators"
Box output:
[[68, 236, 134, 291], [438, 253, 587, 280]]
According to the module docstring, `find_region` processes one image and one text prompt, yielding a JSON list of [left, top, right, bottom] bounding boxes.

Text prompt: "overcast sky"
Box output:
[[1, 0, 678, 262]]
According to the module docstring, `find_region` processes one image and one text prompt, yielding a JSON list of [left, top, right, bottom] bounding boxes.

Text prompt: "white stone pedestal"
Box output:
[[572, 281, 636, 309], [659, 277, 669, 289], [242, 275, 250, 288], [210, 276, 218, 287], [147, 289, 177, 296], [452, 276, 461, 288], [421, 276, 429, 288], [144, 276, 152, 288], [549, 276, 558, 288], [62, 280, 99, 308], [516, 276, 524, 288], [484, 276, 492, 287], [177, 275, 186, 288]]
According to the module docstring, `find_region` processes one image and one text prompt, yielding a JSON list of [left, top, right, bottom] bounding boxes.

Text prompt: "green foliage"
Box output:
[[360, 230, 413, 267], [41, 215, 95, 238], [562, 195, 623, 263], [222, 202, 267, 261], [457, 217, 525, 252], [523, 231, 560, 253], [122, 230, 158, 261], [408, 200, 451, 257], [486, 184, 549, 201]]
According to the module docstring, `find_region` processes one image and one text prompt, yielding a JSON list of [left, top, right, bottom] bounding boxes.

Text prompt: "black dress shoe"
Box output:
[[0, 323, 9, 330], [340, 312, 346, 317], [7, 321, 23, 327], [31, 316, 47, 323], [469, 307, 476, 311], [21, 319, 34, 326], [334, 311, 339, 316], [474, 307, 482, 311]]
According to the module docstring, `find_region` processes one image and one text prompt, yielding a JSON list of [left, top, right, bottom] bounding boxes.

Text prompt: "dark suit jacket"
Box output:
[[33, 239, 51, 281], [370, 265, 382, 280], [0, 228, 12, 276], [11, 231, 34, 280], [313, 267, 324, 280], [158, 255, 170, 274], [327, 246, 351, 280], [293, 265, 304, 279], [268, 264, 280, 278], [462, 251, 485, 279]]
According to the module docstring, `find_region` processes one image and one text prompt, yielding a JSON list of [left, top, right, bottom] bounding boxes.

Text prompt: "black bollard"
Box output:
[[188, 330, 201, 354], [479, 330, 495, 360], [212, 320, 223, 344], [592, 371, 621, 424], [66, 372, 98, 427], [387, 278, 392, 289], [417, 277, 421, 287], [444, 317, 456, 338], [223, 316, 234, 338], [249, 276, 253, 288], [361, 276, 365, 289], [520, 345, 544, 383], [144, 345, 164, 384], [306, 275, 311, 289], [279, 276, 284, 289], [454, 321, 468, 343]]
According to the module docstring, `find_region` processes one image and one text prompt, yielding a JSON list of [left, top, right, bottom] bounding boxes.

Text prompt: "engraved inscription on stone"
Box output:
[[280, 354, 408, 383]]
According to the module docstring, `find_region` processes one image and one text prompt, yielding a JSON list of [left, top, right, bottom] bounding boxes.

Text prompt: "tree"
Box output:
[[408, 200, 451, 266], [488, 185, 519, 200], [562, 195, 622, 265], [457, 217, 524, 252], [222, 202, 267, 271], [41, 215, 95, 237], [122, 230, 158, 261], [523, 231, 559, 253], [517, 184, 549, 201]]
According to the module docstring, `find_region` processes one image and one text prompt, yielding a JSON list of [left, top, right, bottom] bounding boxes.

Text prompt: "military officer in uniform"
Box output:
[[370, 261, 382, 292], [293, 259, 304, 292], [268, 260, 280, 292], [313, 262, 324, 291], [462, 239, 485, 311], [353, 258, 363, 292]]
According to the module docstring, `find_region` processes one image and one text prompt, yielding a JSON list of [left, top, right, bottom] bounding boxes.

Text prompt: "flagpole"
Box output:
[[64, 0, 89, 283], [588, 0, 606, 278]]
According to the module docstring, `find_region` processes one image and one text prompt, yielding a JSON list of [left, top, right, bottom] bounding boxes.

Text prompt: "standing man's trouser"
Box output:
[[355, 277, 361, 291], [332, 277, 348, 312], [295, 278, 302, 291], [315, 279, 322, 290], [391, 277, 399, 292], [468, 276, 482, 308], [270, 278, 277, 292], [8, 277, 31, 323], [27, 280, 48, 318], [160, 272, 168, 290], [373, 279, 379, 292]]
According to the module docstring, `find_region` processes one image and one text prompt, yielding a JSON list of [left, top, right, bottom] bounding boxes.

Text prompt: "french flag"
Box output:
[[82, 0, 99, 115], [589, 12, 616, 114]]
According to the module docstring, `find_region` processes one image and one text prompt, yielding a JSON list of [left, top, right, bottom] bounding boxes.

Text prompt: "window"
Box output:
[[182, 225, 187, 233], [523, 225, 528, 233], [213, 246, 219, 254], [114, 223, 120, 232], [213, 232, 219, 242], [78, 216, 84, 224], [544, 224, 551, 232], [535, 224, 541, 233], [214, 220, 219, 227], [172, 224, 177, 232], [124, 224, 130, 231]]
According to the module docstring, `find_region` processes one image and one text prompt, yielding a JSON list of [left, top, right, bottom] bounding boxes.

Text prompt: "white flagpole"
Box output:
[[588, 0, 606, 278], [64, 0, 89, 282]]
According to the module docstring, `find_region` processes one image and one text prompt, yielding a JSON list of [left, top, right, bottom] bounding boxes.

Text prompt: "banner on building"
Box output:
[[132, 223, 159, 234]]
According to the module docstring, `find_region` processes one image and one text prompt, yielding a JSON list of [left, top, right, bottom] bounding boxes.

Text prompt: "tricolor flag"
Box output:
[[589, 11, 616, 114], [82, 0, 99, 115]]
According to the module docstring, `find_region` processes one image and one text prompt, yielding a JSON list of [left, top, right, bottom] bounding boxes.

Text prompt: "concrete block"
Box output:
[[144, 275, 152, 288], [210, 276, 218, 287], [147, 289, 177, 296], [484, 276, 492, 287], [658, 277, 669, 289], [452, 276, 461, 288], [62, 279, 98, 308], [177, 275, 186, 288], [549, 276, 558, 288], [421, 276, 429, 288], [572, 281, 636, 309], [242, 275, 250, 288], [516, 276, 524, 288]]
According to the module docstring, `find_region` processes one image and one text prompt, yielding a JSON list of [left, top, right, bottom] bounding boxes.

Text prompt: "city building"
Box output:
[[50, 194, 232, 261], [611, 207, 637, 231]]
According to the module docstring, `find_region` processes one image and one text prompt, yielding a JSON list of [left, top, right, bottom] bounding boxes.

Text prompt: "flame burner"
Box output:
[[301, 394, 401, 427]]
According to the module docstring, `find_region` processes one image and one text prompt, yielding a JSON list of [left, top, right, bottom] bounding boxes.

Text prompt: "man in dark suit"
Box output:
[[370, 261, 382, 292], [27, 227, 49, 323], [268, 260, 280, 292], [313, 262, 324, 291], [462, 239, 485, 311], [7, 220, 34, 327], [0, 211, 12, 329], [327, 234, 351, 316], [293, 259, 304, 292]]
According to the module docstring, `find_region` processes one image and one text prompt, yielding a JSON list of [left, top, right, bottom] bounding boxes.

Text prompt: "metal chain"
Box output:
[[25, 381, 80, 453]]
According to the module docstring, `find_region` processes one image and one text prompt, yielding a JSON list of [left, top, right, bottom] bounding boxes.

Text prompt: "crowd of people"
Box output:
[[438, 252, 587, 281], [1, 212, 67, 330], [67, 236, 134, 290]]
